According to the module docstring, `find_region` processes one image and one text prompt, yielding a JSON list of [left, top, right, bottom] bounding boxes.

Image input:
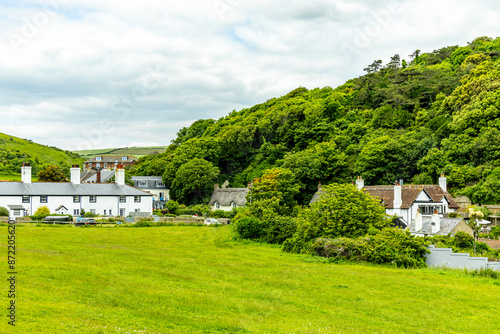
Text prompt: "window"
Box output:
[[418, 205, 443, 215], [96, 156, 101, 161], [96, 163, 100, 169], [89, 196, 97, 203], [73, 196, 80, 203], [135, 209, 140, 212], [104, 209, 107, 215], [74, 209, 80, 216], [156, 181, 164, 187], [104, 163, 108, 168], [109, 209, 112, 216], [90, 209, 96, 214], [120, 208, 125, 217], [13, 210, 21, 216], [215, 202, 220, 209], [122, 156, 127, 161], [231, 202, 237, 208], [22, 196, 30, 203], [134, 196, 141, 203], [139, 180, 148, 187], [120, 196, 126, 203], [40, 195, 47, 203]]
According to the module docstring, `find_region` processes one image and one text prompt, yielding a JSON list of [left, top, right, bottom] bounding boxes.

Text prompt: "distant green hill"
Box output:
[[73, 146, 168, 160], [0, 133, 84, 181]]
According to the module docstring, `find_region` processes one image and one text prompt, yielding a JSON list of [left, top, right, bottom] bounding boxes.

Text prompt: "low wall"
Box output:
[[425, 245, 499, 271], [133, 216, 231, 224]]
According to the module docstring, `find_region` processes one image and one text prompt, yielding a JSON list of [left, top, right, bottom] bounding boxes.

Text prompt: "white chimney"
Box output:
[[439, 174, 447, 192], [116, 164, 125, 185], [415, 209, 423, 232], [355, 176, 364, 190], [21, 163, 32, 183], [394, 183, 402, 210], [70, 165, 81, 184], [431, 210, 440, 234]]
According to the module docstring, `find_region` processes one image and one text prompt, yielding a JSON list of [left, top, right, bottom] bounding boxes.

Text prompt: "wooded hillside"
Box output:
[[131, 36, 500, 205]]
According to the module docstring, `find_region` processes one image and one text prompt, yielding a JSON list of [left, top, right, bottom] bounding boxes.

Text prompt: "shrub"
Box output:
[[447, 212, 462, 218], [284, 183, 389, 253], [454, 231, 474, 248], [84, 212, 98, 218], [34, 206, 50, 217], [178, 209, 197, 216], [166, 200, 180, 215], [0, 206, 9, 216], [235, 217, 267, 240], [265, 216, 297, 244], [309, 228, 429, 268]]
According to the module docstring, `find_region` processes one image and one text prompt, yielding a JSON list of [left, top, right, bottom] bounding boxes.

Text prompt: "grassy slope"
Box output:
[[0, 133, 84, 181], [2, 225, 499, 333], [73, 146, 168, 160]]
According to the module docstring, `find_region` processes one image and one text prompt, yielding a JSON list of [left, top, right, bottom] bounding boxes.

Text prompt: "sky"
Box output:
[[0, 0, 499, 151]]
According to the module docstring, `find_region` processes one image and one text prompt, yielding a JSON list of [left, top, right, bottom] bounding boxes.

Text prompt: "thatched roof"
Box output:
[[209, 188, 249, 206]]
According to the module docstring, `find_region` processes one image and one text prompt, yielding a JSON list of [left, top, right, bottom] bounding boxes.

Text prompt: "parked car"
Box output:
[[204, 218, 220, 225], [75, 218, 97, 227]]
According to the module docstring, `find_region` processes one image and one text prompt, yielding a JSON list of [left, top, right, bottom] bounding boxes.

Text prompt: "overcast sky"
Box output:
[[0, 0, 498, 151]]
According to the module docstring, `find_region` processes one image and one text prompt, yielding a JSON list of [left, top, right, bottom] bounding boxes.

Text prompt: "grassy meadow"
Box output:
[[1, 224, 499, 333]]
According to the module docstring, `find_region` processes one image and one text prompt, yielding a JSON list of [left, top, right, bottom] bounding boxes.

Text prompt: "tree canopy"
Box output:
[[129, 36, 500, 205]]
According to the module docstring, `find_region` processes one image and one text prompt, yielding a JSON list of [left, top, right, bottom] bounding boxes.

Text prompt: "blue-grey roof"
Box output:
[[0, 182, 153, 196], [131, 176, 162, 180], [409, 217, 466, 236]]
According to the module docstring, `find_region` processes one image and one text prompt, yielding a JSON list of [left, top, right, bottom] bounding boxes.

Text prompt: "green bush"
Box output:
[[178, 209, 197, 216], [166, 200, 180, 215], [309, 228, 429, 268], [84, 212, 98, 218], [0, 206, 8, 216], [235, 217, 267, 240], [265, 216, 297, 244], [454, 231, 474, 248]]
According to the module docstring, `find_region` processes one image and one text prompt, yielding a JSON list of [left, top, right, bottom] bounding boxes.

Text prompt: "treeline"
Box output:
[[131, 36, 500, 205]]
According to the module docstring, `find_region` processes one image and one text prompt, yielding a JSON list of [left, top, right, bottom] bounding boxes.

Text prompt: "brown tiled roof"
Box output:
[[363, 185, 460, 209]]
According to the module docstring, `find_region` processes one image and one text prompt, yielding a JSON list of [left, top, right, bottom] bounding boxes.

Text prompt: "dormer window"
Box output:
[[122, 156, 127, 161], [215, 202, 220, 209], [231, 201, 237, 208], [96, 156, 102, 161], [156, 181, 164, 187]]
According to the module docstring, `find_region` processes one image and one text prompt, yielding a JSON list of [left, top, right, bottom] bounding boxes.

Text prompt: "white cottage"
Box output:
[[310, 175, 460, 228], [0, 164, 153, 219], [208, 184, 249, 211]]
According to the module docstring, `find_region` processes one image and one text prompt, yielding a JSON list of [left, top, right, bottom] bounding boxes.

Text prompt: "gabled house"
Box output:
[[0, 163, 153, 219], [131, 176, 169, 210], [84, 155, 137, 171], [208, 184, 249, 211], [310, 175, 460, 228]]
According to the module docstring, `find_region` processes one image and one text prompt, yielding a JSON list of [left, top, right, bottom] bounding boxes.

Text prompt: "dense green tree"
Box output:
[[248, 168, 300, 219], [170, 158, 220, 205], [283, 183, 388, 253], [37, 165, 68, 182]]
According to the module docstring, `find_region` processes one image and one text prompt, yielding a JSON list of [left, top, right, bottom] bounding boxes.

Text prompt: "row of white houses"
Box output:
[[0, 164, 153, 219]]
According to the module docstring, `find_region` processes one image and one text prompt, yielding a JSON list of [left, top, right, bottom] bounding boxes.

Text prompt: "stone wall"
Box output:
[[425, 245, 500, 271]]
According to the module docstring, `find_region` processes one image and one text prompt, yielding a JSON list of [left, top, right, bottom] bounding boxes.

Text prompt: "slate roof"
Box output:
[[0, 182, 153, 196], [409, 217, 468, 236], [209, 188, 249, 206], [362, 185, 460, 209]]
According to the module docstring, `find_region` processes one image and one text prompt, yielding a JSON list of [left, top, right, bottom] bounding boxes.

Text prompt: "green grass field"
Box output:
[[1, 225, 499, 333]]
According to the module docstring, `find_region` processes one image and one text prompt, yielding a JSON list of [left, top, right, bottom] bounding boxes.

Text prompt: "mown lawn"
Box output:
[[1, 225, 499, 333]]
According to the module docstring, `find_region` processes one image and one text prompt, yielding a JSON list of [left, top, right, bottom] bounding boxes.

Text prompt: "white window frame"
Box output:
[[22, 196, 30, 203], [89, 196, 97, 203], [96, 156, 102, 161], [120, 196, 126, 203], [40, 195, 47, 203], [73, 196, 81, 203], [134, 196, 141, 203]]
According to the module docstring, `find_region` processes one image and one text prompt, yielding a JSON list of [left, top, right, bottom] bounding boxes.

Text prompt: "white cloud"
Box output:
[[0, 0, 498, 149]]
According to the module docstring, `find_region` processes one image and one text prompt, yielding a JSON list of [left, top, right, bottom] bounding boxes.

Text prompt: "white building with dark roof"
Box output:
[[0, 164, 153, 219], [131, 176, 169, 210]]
